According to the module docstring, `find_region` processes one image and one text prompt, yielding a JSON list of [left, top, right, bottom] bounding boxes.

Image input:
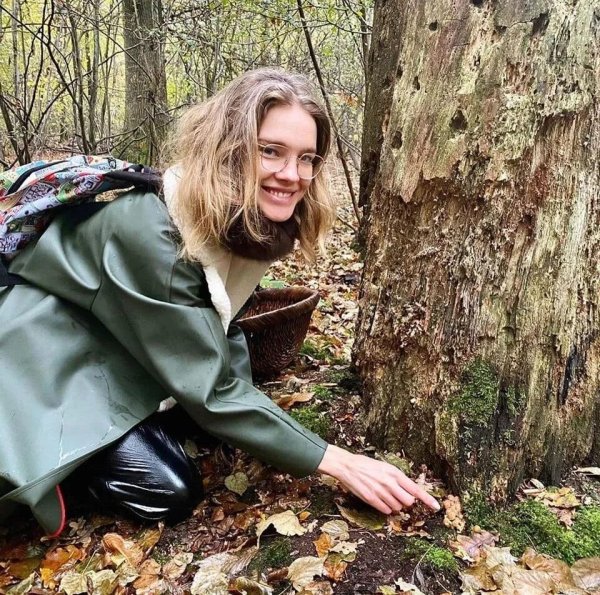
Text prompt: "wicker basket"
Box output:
[[237, 287, 320, 377]]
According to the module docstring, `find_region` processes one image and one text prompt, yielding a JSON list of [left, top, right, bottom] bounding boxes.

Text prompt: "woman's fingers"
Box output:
[[317, 445, 441, 513]]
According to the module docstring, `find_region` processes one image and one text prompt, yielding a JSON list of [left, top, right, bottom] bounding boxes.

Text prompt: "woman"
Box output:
[[0, 68, 439, 537]]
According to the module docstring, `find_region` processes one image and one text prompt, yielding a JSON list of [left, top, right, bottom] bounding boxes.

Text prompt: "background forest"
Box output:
[[0, 0, 370, 185]]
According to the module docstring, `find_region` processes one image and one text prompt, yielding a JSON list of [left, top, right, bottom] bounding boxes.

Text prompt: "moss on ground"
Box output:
[[313, 385, 335, 400], [464, 496, 600, 564], [289, 405, 331, 439], [401, 538, 459, 573], [248, 537, 292, 572]]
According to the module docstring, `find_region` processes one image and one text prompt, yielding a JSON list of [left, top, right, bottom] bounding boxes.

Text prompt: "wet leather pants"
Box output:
[[82, 411, 204, 523]]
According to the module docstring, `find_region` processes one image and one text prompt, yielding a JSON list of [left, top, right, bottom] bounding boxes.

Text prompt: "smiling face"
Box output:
[[256, 103, 317, 222]]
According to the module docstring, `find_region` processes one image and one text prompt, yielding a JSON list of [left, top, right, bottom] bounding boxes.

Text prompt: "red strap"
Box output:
[[46, 485, 66, 539]]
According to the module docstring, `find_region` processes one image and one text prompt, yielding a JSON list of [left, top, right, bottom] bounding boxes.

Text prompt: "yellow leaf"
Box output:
[[320, 520, 349, 541], [324, 554, 348, 581], [228, 576, 273, 594], [256, 510, 307, 540], [287, 556, 325, 591], [337, 505, 385, 530], [224, 472, 249, 496], [275, 391, 314, 410]]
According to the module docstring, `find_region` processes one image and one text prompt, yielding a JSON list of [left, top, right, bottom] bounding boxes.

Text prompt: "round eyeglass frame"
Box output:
[[258, 143, 324, 180]]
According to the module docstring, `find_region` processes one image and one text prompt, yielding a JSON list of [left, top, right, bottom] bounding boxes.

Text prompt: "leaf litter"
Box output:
[[1, 173, 600, 593]]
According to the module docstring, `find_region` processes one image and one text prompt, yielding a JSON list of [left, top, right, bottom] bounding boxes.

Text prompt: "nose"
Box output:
[[275, 158, 300, 183]]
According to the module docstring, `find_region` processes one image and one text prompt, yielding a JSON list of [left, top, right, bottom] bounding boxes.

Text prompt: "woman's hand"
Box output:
[[317, 444, 440, 514]]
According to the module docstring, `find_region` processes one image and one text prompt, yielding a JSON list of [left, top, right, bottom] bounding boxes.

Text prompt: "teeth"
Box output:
[[266, 188, 293, 198]]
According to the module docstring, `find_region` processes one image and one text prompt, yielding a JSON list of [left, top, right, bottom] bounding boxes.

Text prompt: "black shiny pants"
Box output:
[[76, 409, 204, 523]]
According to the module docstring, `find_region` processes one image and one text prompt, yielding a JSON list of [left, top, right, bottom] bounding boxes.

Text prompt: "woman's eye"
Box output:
[[299, 153, 316, 164], [262, 146, 281, 158]]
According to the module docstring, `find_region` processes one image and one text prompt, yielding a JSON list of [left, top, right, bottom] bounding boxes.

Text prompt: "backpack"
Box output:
[[0, 155, 161, 286]]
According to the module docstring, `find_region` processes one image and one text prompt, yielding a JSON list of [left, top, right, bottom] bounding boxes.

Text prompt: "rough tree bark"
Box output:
[[355, 0, 600, 501], [122, 0, 168, 164]]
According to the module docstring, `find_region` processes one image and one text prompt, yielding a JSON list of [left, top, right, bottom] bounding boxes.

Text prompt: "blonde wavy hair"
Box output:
[[167, 67, 336, 262]]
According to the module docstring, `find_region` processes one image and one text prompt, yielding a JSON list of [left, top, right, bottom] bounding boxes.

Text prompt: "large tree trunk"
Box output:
[[355, 0, 600, 501], [122, 0, 168, 164]]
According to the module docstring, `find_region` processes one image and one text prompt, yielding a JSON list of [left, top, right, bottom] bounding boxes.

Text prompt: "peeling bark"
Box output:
[[356, 0, 600, 499]]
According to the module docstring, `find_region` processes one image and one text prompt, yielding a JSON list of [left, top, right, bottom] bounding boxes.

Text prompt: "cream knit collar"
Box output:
[[163, 166, 272, 331]]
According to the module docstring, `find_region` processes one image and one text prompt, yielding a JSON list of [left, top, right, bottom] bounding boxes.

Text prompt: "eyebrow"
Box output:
[[258, 138, 317, 153]]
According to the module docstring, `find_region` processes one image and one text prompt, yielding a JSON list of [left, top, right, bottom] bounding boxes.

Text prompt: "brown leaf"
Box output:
[[572, 558, 600, 590], [324, 554, 347, 581], [162, 552, 193, 580], [313, 533, 333, 558], [521, 548, 574, 585], [274, 391, 314, 410], [132, 559, 161, 591], [41, 545, 84, 573], [450, 530, 498, 562], [461, 564, 497, 592], [101, 533, 145, 568], [298, 581, 334, 595]]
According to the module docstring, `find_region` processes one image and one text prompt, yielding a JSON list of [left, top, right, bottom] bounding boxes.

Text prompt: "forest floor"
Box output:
[[2, 176, 600, 594]]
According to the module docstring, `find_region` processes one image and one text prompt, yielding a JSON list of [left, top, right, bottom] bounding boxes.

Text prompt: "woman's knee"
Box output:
[[85, 415, 203, 522]]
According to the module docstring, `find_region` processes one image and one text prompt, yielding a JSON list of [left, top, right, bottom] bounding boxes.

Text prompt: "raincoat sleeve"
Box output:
[[12, 193, 327, 477]]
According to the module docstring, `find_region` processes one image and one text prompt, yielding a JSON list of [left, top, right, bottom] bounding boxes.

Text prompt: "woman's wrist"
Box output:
[[316, 444, 349, 478]]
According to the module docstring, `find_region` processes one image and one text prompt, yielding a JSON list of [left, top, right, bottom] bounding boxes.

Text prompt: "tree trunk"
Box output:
[[122, 0, 168, 164], [355, 0, 600, 501]]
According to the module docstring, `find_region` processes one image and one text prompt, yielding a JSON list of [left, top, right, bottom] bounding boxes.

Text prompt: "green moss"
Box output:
[[401, 538, 458, 573], [299, 339, 331, 361], [465, 498, 600, 565], [451, 359, 499, 426], [313, 385, 334, 400], [248, 537, 292, 572], [289, 405, 331, 439]]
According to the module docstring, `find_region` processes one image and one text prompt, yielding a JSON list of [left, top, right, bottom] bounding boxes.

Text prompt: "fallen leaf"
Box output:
[[190, 552, 234, 595], [225, 472, 249, 496], [329, 541, 359, 556], [323, 554, 348, 581], [320, 520, 349, 541], [41, 545, 84, 573], [256, 511, 307, 540], [60, 569, 118, 595], [395, 578, 426, 594], [313, 533, 333, 558], [132, 559, 161, 591], [575, 467, 600, 476], [4, 573, 35, 595], [442, 495, 465, 532], [538, 487, 580, 509], [136, 525, 163, 554], [287, 556, 325, 591], [554, 507, 575, 528], [521, 548, 574, 586], [222, 547, 258, 575], [298, 580, 333, 594], [506, 568, 558, 594], [337, 505, 385, 530], [572, 557, 600, 590], [275, 391, 314, 410], [460, 564, 497, 592], [229, 575, 273, 594], [184, 439, 199, 458], [377, 587, 397, 595], [102, 533, 145, 568], [450, 530, 498, 562], [162, 552, 193, 580]]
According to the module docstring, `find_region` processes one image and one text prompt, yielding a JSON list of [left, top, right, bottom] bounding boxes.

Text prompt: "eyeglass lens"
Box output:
[[259, 144, 323, 180]]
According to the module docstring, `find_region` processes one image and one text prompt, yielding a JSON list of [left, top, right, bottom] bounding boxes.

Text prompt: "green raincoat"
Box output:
[[0, 192, 327, 535]]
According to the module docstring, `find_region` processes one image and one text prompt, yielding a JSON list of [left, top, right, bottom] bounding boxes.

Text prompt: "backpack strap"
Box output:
[[0, 201, 109, 287]]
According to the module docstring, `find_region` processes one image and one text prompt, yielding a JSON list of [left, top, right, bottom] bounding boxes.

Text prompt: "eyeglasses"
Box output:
[[258, 143, 324, 180]]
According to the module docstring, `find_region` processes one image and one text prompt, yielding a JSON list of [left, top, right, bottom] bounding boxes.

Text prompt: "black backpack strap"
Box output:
[[7, 159, 68, 194], [0, 260, 27, 286]]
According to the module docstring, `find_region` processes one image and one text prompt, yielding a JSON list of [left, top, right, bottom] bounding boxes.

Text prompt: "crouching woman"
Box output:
[[0, 68, 438, 536]]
